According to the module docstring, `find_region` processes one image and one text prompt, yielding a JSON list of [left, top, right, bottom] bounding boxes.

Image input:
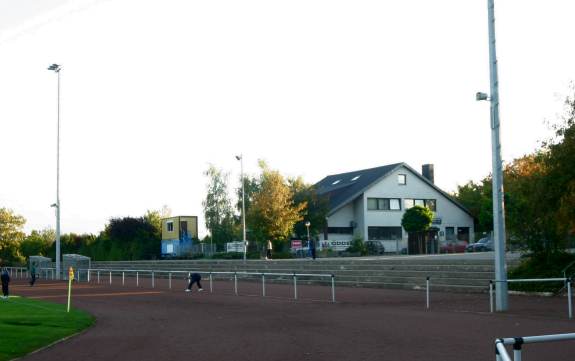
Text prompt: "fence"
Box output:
[[81, 268, 337, 303], [490, 278, 573, 319], [495, 332, 575, 361]]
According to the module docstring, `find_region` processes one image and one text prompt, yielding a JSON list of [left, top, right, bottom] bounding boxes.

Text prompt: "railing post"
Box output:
[[234, 272, 238, 295], [88, 270, 91, 283], [293, 273, 298, 300], [490, 281, 494, 313], [568, 278, 573, 320], [426, 276, 430, 310], [122, 271, 125, 286], [109, 271, 112, 285], [169, 272, 172, 289], [152, 271, 155, 288], [209, 272, 213, 293], [331, 274, 336, 303], [262, 273, 266, 297], [513, 338, 523, 361], [136, 271, 139, 287], [97, 271, 100, 284]]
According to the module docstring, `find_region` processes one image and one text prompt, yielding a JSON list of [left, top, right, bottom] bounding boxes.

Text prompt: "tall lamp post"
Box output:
[[235, 154, 247, 261], [48, 63, 62, 279], [305, 221, 311, 242], [476, 0, 508, 311]]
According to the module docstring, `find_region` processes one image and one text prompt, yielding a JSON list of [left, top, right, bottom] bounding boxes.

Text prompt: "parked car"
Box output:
[[465, 237, 493, 252], [440, 240, 468, 253]]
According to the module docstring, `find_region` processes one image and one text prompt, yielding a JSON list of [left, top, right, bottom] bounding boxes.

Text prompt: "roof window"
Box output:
[[351, 175, 361, 181], [332, 180, 341, 185]]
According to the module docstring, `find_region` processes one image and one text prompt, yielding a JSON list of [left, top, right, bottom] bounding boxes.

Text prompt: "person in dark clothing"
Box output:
[[185, 272, 203, 292], [1, 268, 10, 299], [29, 264, 37, 286], [309, 239, 316, 260]]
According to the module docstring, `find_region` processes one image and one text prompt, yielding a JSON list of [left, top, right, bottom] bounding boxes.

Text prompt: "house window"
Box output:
[[368, 226, 403, 240], [457, 227, 470, 242], [368, 198, 401, 211], [167, 221, 174, 232], [166, 244, 174, 253], [327, 227, 354, 234], [414, 199, 425, 207], [424, 199, 437, 212], [445, 227, 455, 241], [404, 199, 414, 209], [398, 174, 406, 185]]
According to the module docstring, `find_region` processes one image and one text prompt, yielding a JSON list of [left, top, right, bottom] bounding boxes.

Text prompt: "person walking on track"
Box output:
[[266, 240, 273, 260], [29, 264, 37, 286], [185, 272, 203, 292], [1, 268, 10, 299]]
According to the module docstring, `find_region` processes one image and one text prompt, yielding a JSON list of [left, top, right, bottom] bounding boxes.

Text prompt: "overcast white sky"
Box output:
[[1, 0, 574, 236]]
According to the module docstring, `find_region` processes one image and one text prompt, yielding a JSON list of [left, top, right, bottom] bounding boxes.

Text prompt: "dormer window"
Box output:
[[332, 180, 341, 185], [351, 175, 361, 181]]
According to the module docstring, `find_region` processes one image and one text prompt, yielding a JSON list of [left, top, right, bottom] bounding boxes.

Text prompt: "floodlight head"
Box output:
[[50, 203, 58, 208], [47, 64, 61, 72], [235, 155, 241, 161], [476, 92, 489, 101], [305, 221, 311, 227]]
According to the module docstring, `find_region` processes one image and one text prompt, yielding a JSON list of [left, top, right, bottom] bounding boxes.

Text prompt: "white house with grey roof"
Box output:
[[314, 163, 474, 254]]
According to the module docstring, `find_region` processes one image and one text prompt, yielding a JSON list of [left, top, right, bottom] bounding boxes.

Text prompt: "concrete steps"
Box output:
[[89, 255, 510, 293]]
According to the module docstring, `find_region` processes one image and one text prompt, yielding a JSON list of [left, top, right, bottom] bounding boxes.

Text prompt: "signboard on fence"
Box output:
[[226, 241, 244, 253], [291, 240, 302, 249], [319, 240, 352, 252]]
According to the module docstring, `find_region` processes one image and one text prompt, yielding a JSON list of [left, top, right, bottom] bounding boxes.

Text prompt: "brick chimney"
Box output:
[[422, 164, 434, 184]]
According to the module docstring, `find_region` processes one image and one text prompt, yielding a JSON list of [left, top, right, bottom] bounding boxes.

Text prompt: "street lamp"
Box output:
[[305, 221, 311, 241], [48, 63, 62, 280], [235, 154, 247, 261], [476, 0, 508, 311]]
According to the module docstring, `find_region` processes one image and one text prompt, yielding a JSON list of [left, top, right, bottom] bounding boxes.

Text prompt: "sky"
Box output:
[[1, 0, 574, 237]]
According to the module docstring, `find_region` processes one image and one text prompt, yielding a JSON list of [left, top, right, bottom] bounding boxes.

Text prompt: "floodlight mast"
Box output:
[[48, 63, 62, 279], [486, 0, 508, 311]]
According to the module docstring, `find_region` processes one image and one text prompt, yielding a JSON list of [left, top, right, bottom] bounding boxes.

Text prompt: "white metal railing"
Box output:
[[83, 268, 337, 303], [4, 267, 28, 279], [490, 278, 573, 319], [495, 333, 575, 361]]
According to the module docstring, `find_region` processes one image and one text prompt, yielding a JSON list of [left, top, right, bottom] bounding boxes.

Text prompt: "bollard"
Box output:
[[169, 272, 172, 289], [426, 276, 430, 310], [489, 281, 494, 313], [331, 274, 336, 303], [152, 271, 155, 288], [209, 272, 213, 293], [234, 272, 238, 295], [136, 271, 139, 287], [293, 273, 298, 300], [568, 278, 573, 320], [122, 272, 125, 286], [262, 273, 266, 297]]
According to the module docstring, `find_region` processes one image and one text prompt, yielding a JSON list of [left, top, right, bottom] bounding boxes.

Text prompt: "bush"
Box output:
[[346, 238, 367, 256], [508, 252, 575, 293]]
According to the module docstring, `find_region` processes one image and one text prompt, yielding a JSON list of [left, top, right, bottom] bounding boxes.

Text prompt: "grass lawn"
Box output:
[[0, 296, 94, 361]]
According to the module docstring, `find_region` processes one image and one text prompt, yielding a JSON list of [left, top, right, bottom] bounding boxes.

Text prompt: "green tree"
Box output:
[[100, 216, 160, 260], [401, 206, 433, 254], [248, 163, 306, 247], [0, 207, 26, 264], [289, 176, 329, 239], [20, 228, 55, 258], [202, 165, 236, 247]]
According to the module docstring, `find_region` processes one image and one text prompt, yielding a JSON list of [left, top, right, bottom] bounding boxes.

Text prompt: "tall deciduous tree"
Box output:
[[0, 207, 26, 264], [202, 165, 235, 246], [20, 228, 55, 258], [248, 163, 306, 246], [289, 176, 329, 239]]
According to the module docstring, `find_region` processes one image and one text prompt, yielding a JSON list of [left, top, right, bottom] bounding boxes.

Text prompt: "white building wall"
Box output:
[[363, 165, 474, 249], [326, 203, 355, 241]]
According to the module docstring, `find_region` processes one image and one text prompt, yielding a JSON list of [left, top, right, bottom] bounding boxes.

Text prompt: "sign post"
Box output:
[[67, 266, 74, 313]]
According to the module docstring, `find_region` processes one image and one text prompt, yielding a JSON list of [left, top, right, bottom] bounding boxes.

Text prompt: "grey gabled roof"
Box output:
[[314, 162, 473, 217]]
